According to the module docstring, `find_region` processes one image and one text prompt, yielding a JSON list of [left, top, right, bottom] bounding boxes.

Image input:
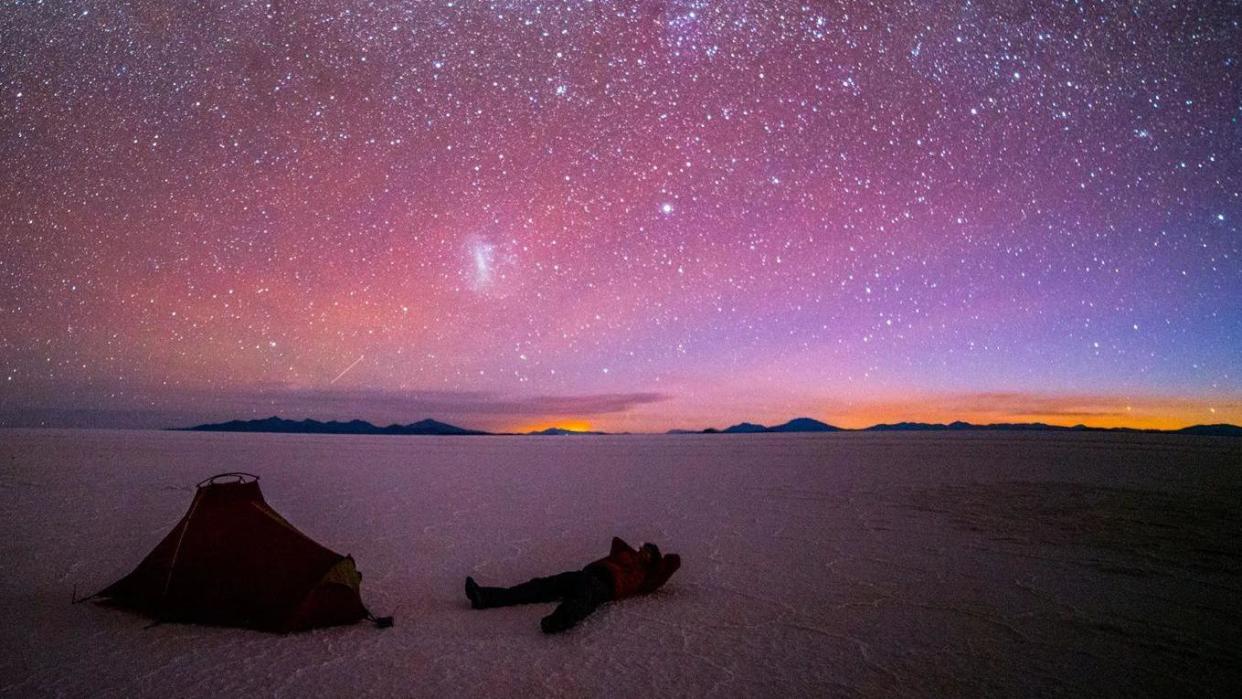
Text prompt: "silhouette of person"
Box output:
[[465, 537, 681, 633]]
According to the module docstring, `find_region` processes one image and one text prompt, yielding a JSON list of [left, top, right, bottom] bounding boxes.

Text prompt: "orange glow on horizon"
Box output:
[[574, 391, 1242, 434], [825, 409, 1197, 431], [819, 392, 1242, 432], [508, 418, 595, 434]]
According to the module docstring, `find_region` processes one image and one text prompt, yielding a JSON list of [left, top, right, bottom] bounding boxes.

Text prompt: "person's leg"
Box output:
[[540, 569, 612, 633], [466, 571, 583, 609]]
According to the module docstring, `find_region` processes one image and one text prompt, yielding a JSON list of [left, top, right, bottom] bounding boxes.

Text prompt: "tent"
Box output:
[[93, 473, 380, 632]]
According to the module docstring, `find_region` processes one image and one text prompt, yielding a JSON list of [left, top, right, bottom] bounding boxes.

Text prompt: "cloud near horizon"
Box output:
[[0, 385, 671, 430]]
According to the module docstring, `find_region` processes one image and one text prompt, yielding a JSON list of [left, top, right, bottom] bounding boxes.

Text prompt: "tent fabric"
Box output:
[[96, 473, 370, 632]]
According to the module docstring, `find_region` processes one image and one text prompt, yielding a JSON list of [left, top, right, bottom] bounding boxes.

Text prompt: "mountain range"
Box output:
[[181, 416, 1242, 438], [862, 421, 1242, 436], [692, 417, 841, 434], [183, 416, 488, 436]]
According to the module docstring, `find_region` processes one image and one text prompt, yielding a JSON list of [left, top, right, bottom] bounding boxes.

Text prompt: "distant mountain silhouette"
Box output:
[[1173, 423, 1242, 437], [527, 426, 607, 435], [182, 416, 489, 436], [769, 417, 840, 432], [691, 417, 842, 434], [865, 421, 1242, 436], [865, 421, 1077, 432], [722, 422, 768, 433]]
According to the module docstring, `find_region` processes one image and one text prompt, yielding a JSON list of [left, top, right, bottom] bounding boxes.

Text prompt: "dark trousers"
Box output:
[[476, 568, 612, 633]]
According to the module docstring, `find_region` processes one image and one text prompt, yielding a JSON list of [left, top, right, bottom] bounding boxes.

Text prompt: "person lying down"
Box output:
[[465, 537, 681, 633]]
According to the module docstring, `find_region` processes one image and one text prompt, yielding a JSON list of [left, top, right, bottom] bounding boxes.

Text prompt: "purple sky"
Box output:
[[2, 1, 1240, 431]]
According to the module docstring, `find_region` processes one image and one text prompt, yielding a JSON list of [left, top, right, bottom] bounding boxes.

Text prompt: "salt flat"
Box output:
[[1, 429, 1239, 697]]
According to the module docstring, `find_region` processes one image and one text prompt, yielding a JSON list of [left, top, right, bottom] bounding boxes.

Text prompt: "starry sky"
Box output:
[[2, 1, 1240, 432]]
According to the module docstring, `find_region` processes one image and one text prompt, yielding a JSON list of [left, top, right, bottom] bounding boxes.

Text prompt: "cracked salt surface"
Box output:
[[1, 429, 1239, 697]]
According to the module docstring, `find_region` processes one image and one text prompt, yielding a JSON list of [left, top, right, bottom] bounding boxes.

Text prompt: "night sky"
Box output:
[[2, 1, 1240, 432]]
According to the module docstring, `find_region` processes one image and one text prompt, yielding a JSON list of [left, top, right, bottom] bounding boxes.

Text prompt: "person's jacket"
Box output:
[[586, 537, 681, 600]]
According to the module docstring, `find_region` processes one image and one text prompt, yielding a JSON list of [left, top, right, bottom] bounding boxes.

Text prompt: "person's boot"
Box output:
[[465, 576, 487, 609], [540, 610, 574, 634]]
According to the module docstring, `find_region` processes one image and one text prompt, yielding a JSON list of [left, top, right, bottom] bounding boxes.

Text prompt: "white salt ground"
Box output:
[[0, 428, 1239, 697]]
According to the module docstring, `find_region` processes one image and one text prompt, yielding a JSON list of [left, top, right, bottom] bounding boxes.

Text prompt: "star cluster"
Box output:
[[2, 1, 1240, 430]]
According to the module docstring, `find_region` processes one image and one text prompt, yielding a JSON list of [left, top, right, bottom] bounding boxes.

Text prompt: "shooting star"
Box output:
[[330, 354, 365, 384]]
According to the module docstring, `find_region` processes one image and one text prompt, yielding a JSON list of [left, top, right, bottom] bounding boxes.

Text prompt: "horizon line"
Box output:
[[4, 414, 1233, 436]]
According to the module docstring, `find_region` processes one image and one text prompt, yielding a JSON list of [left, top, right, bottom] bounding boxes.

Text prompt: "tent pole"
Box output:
[[157, 492, 204, 615]]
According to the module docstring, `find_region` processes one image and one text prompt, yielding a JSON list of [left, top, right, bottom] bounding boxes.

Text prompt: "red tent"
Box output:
[[94, 473, 375, 632]]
